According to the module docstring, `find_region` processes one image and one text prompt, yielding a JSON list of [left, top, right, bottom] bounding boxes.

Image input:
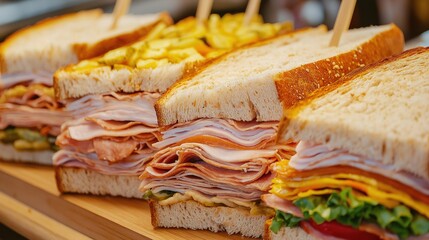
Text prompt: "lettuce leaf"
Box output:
[[270, 188, 429, 239], [270, 210, 302, 234]]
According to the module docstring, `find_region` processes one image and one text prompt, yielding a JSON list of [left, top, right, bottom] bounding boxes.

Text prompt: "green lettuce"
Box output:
[[270, 188, 429, 239], [270, 210, 302, 234]]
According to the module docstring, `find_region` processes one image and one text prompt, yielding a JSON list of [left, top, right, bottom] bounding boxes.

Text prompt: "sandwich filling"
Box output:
[[140, 119, 295, 212], [54, 92, 160, 174], [0, 72, 70, 153], [263, 141, 429, 240]]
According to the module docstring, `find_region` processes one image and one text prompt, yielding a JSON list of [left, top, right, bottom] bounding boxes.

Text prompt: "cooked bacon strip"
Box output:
[[0, 103, 70, 136]]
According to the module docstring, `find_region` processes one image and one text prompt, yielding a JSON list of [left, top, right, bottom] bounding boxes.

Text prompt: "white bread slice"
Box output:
[[264, 220, 315, 240], [0, 142, 53, 165], [0, 9, 172, 74], [149, 200, 268, 238], [279, 47, 429, 180], [155, 24, 404, 126], [55, 167, 143, 198], [53, 27, 326, 100], [54, 60, 201, 100]]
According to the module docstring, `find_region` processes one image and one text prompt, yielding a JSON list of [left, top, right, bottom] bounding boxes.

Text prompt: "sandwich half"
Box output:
[[141, 24, 403, 238], [263, 47, 429, 240], [53, 13, 290, 198], [0, 9, 171, 165]]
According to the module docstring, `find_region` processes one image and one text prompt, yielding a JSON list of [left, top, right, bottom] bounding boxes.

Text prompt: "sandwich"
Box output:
[[0, 9, 171, 164], [263, 47, 429, 240], [53, 13, 291, 197], [140, 24, 403, 238]]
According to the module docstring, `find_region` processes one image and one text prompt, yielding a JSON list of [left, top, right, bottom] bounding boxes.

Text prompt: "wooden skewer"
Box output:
[[329, 0, 357, 47], [111, 0, 131, 30], [196, 0, 214, 25], [243, 0, 261, 26]]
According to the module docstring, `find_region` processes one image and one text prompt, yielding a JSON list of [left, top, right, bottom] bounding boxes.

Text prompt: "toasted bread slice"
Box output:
[[55, 167, 143, 198], [279, 47, 429, 180], [0, 9, 172, 74], [149, 200, 268, 238], [155, 24, 403, 126]]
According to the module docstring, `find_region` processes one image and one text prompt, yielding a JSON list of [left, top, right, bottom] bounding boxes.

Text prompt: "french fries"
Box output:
[[73, 13, 291, 71]]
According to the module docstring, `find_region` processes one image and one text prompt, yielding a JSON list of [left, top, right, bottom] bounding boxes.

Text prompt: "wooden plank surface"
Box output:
[[0, 192, 91, 240], [0, 162, 251, 240]]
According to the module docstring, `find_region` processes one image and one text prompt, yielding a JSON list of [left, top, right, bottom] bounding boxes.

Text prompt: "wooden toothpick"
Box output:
[[243, 0, 261, 26], [111, 0, 131, 30], [196, 0, 214, 25], [329, 0, 357, 47]]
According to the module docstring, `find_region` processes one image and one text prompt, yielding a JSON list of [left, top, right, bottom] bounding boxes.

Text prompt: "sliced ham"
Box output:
[[155, 118, 278, 149], [0, 103, 70, 136], [6, 89, 61, 110], [261, 194, 304, 218], [290, 141, 429, 196], [93, 138, 138, 162], [53, 149, 153, 175], [56, 92, 161, 164], [140, 171, 266, 201], [0, 71, 53, 90], [68, 123, 158, 141]]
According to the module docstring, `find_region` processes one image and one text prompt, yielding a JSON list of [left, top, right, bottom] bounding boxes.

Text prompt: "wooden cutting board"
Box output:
[[0, 162, 253, 240]]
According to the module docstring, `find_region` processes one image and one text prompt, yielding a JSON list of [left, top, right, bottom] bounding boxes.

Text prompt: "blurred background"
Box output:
[[0, 0, 429, 43]]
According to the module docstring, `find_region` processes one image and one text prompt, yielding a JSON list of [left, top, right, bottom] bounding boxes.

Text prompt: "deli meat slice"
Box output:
[[0, 103, 70, 136], [57, 92, 161, 162], [0, 71, 52, 90], [140, 171, 268, 201], [140, 141, 292, 202], [6, 89, 60, 110], [290, 141, 429, 195], [262, 194, 304, 218], [53, 149, 153, 175], [154, 119, 278, 149]]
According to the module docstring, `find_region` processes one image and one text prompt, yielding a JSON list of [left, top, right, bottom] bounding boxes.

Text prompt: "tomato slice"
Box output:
[[306, 220, 381, 240]]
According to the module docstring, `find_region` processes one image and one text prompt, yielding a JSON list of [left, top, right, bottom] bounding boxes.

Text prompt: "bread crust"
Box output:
[[155, 26, 327, 126], [0, 10, 172, 74], [278, 47, 429, 179], [275, 24, 404, 109], [72, 12, 172, 60], [280, 46, 425, 137], [149, 199, 268, 238], [55, 166, 143, 198], [155, 24, 404, 126], [0, 9, 103, 73]]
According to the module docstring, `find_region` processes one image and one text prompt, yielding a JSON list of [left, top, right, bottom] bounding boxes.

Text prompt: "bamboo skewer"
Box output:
[[196, 0, 214, 25], [243, 0, 261, 26], [111, 0, 131, 30], [329, 0, 357, 47]]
